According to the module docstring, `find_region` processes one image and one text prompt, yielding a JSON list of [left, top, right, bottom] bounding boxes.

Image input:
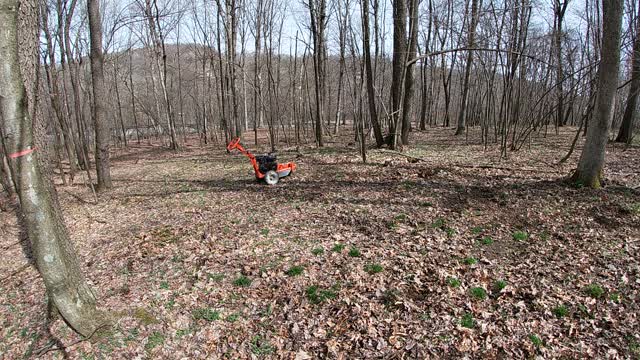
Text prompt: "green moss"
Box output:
[[133, 308, 159, 326]]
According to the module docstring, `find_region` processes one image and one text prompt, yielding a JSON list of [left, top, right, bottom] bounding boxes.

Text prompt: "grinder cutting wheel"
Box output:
[[226, 138, 297, 185]]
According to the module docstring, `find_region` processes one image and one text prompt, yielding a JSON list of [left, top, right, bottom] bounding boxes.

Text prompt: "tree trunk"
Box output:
[[400, 0, 419, 145], [455, 0, 480, 135], [361, 0, 384, 147], [0, 0, 107, 336], [572, 0, 623, 188], [389, 0, 407, 149], [615, 6, 640, 144], [88, 0, 112, 190]]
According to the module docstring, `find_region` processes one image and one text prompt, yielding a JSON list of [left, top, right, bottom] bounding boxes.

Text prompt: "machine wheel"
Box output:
[[264, 170, 279, 185]]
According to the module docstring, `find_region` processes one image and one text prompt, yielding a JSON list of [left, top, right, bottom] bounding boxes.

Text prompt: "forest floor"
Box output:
[[1, 127, 639, 359]]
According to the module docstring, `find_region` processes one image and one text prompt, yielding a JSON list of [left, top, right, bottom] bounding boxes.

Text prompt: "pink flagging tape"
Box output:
[[8, 147, 36, 159]]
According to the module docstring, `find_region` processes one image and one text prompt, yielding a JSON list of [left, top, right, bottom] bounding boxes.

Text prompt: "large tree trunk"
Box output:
[[0, 0, 107, 336], [88, 0, 112, 190], [572, 0, 623, 188], [615, 5, 640, 144]]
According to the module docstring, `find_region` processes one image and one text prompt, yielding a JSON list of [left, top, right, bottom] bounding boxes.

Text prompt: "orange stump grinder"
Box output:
[[226, 138, 297, 185]]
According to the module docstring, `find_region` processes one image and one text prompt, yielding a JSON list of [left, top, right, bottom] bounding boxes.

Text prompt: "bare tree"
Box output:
[[88, 0, 112, 189], [455, 0, 480, 135], [307, 0, 328, 147], [0, 0, 107, 336], [360, 0, 384, 147], [615, 2, 639, 144], [572, 0, 624, 188]]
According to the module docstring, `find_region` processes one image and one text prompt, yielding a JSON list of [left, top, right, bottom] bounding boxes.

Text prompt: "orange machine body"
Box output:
[[226, 138, 297, 181]]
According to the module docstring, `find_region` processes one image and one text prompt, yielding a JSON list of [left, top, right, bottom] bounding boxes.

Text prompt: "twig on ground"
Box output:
[[0, 264, 32, 284]]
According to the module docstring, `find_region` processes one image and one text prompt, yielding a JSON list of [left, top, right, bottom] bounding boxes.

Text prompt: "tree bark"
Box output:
[[389, 0, 407, 149], [455, 0, 480, 135], [0, 0, 107, 336], [400, 0, 419, 145], [572, 0, 623, 188], [361, 0, 384, 147], [615, 5, 640, 144], [88, 0, 112, 189]]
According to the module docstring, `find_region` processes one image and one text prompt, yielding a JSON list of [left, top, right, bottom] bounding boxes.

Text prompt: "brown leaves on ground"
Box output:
[[1, 128, 639, 359]]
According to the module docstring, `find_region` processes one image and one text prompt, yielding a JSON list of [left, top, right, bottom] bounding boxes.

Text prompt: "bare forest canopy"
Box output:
[[36, 0, 638, 158]]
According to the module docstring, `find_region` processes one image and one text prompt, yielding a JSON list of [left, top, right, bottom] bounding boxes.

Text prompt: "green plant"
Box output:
[[260, 228, 270, 236], [311, 247, 324, 255], [469, 287, 487, 300], [192, 308, 220, 321], [471, 226, 483, 235], [348, 247, 361, 257], [365, 263, 384, 274], [381, 289, 400, 308], [394, 213, 408, 222], [332, 243, 345, 252], [445, 227, 455, 237], [512, 231, 528, 241], [175, 328, 193, 338], [145, 331, 165, 351], [285, 265, 304, 277], [577, 303, 594, 319], [306, 285, 338, 304], [584, 283, 604, 299], [628, 336, 640, 356], [610, 292, 621, 303], [463, 257, 478, 265], [159, 281, 169, 290], [226, 313, 240, 322], [233, 275, 252, 287], [552, 305, 568, 318], [529, 334, 543, 347], [447, 277, 461, 288], [493, 280, 507, 292], [460, 313, 475, 329], [386, 220, 399, 230], [250, 335, 274, 355], [480, 236, 494, 245], [431, 218, 446, 229]]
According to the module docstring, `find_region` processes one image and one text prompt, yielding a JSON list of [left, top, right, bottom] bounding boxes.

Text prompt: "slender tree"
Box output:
[[88, 0, 112, 189], [455, 0, 480, 135], [360, 0, 384, 147]]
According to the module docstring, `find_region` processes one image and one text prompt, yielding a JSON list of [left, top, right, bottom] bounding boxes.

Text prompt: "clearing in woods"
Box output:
[[1, 128, 639, 358]]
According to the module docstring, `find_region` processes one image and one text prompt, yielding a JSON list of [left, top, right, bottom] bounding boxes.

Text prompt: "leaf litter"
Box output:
[[0, 128, 639, 358]]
